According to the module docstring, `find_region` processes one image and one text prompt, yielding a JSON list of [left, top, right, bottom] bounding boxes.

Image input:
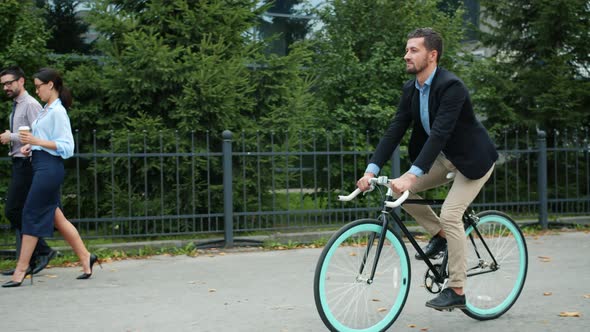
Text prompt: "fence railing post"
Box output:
[[537, 129, 548, 229], [222, 130, 234, 247]]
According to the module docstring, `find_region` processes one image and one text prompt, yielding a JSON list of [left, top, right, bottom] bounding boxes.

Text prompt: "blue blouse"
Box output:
[[31, 98, 74, 159]]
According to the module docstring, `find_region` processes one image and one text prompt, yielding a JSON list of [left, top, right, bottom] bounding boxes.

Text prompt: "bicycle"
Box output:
[[313, 176, 528, 331]]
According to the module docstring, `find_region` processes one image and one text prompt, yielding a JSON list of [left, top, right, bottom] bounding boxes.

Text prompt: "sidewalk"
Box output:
[[0, 231, 588, 331]]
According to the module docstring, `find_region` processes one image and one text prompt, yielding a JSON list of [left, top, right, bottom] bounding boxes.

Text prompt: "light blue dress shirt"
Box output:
[[31, 98, 75, 159], [366, 68, 437, 177]]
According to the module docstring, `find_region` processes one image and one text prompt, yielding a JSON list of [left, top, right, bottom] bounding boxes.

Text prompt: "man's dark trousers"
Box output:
[[5, 157, 52, 259]]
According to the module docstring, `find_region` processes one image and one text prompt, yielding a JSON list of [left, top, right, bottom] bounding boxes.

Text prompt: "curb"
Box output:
[[2, 218, 587, 258]]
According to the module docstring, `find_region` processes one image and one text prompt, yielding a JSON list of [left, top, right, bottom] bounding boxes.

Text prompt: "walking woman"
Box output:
[[2, 68, 99, 287]]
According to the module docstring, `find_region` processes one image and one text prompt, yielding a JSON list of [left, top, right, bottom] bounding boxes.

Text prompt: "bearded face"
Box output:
[[404, 37, 435, 75], [1, 75, 22, 99]]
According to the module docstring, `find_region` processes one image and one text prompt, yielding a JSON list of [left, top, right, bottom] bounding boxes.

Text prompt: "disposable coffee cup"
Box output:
[[18, 126, 31, 134]]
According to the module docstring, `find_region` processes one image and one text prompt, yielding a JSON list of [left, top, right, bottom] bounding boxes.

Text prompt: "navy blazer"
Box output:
[[369, 68, 498, 180]]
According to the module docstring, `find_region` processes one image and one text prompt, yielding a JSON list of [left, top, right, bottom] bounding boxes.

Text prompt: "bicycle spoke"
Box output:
[[314, 221, 410, 331], [462, 212, 527, 320]]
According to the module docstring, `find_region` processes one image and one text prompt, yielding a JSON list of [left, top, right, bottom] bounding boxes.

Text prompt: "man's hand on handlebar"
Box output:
[[390, 172, 417, 194], [357, 171, 419, 195], [356, 173, 376, 192]]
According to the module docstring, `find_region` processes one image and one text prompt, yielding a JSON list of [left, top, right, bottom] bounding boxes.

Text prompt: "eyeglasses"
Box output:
[[1, 79, 18, 87], [34, 83, 48, 90]]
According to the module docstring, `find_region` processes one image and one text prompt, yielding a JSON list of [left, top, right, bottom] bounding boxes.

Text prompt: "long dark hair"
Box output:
[[33, 68, 72, 109]]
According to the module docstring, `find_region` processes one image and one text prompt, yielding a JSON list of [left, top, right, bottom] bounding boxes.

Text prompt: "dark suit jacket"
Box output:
[[369, 68, 498, 180]]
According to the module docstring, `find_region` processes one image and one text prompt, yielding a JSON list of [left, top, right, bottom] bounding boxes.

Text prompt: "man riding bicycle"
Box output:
[[356, 28, 498, 311]]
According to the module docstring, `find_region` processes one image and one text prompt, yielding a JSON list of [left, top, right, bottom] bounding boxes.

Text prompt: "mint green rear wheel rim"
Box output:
[[463, 212, 528, 319]]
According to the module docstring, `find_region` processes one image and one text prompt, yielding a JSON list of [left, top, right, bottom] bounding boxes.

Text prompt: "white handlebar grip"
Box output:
[[338, 188, 362, 201], [384, 190, 410, 208]]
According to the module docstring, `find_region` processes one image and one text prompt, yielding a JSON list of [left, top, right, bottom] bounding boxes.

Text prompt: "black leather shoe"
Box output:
[[32, 249, 57, 275], [76, 253, 102, 280], [1, 268, 15, 276], [1, 265, 34, 288], [415, 234, 447, 260], [425, 288, 466, 310]]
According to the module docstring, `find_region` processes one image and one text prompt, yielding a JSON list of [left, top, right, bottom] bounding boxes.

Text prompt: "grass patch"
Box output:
[[1, 223, 588, 272], [520, 223, 590, 236], [0, 242, 206, 271]]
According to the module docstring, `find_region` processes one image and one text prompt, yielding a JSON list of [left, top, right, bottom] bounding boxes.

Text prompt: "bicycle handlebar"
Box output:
[[337, 188, 363, 202], [338, 176, 410, 209], [384, 190, 410, 208]]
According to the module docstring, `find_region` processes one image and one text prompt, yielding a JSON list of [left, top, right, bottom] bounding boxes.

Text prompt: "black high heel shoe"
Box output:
[[2, 265, 34, 288], [76, 253, 101, 280]]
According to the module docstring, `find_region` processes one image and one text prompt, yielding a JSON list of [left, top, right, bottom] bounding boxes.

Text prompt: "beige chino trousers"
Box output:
[[401, 154, 494, 288]]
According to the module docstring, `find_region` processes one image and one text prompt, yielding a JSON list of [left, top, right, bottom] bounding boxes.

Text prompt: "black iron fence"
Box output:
[[0, 127, 588, 248]]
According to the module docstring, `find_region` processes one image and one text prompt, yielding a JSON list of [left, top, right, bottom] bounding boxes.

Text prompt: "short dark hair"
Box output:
[[0, 66, 25, 81], [407, 28, 443, 63]]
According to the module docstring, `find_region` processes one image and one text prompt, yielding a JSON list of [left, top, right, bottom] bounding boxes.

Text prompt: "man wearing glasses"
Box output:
[[0, 66, 56, 276]]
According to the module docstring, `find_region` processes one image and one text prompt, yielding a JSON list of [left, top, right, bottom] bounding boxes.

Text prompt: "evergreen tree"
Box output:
[[308, 0, 466, 141], [73, 0, 318, 134], [475, 0, 590, 130], [42, 0, 90, 54], [60, 0, 321, 220], [0, 0, 48, 76]]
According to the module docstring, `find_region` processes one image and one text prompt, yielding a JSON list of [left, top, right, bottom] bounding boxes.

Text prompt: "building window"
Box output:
[[256, 0, 324, 55]]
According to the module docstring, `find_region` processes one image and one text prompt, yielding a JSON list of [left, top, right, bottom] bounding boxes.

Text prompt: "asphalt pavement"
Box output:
[[0, 231, 588, 332]]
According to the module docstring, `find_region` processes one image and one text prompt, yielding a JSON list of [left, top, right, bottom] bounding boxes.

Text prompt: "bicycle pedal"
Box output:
[[432, 251, 445, 260]]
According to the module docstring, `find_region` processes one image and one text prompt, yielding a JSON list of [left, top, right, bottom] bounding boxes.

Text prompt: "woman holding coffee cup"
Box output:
[[18, 125, 31, 134], [2, 68, 99, 287]]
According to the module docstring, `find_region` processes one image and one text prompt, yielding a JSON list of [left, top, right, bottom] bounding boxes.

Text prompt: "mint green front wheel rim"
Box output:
[[316, 222, 410, 331]]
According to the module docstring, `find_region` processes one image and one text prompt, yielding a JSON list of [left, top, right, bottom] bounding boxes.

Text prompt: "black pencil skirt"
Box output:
[[21, 150, 64, 238]]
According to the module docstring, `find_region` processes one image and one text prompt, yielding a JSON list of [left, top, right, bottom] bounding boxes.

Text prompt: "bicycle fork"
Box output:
[[357, 209, 449, 285], [358, 216, 389, 284]]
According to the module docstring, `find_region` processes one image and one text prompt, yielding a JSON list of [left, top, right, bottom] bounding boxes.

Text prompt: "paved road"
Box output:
[[0, 231, 588, 332]]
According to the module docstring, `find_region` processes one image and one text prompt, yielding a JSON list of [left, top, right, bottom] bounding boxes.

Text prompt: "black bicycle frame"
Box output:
[[363, 196, 500, 284]]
